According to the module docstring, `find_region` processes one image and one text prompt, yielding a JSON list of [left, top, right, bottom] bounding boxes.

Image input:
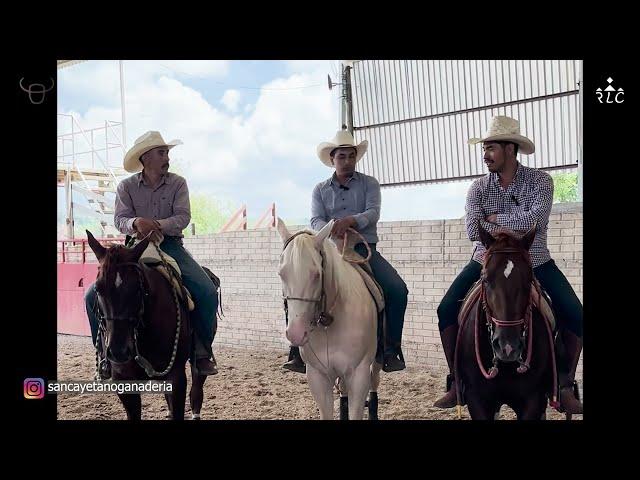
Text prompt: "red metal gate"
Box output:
[[57, 238, 123, 336]]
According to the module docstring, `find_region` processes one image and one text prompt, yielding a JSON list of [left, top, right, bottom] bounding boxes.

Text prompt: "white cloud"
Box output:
[[221, 89, 241, 112]]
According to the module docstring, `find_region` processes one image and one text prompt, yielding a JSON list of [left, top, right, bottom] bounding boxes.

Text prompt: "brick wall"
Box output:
[[183, 202, 583, 378]]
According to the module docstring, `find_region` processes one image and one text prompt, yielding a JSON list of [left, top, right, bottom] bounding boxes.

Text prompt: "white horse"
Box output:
[[277, 217, 382, 420]]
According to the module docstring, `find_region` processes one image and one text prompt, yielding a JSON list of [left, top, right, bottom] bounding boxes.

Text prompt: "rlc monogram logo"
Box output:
[[19, 77, 55, 105], [596, 77, 624, 104]]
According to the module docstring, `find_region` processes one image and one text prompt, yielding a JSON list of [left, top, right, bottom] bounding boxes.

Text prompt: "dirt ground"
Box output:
[[57, 334, 582, 421]]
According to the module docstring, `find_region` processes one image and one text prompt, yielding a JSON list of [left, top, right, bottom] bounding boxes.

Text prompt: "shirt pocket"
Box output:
[[323, 189, 336, 215], [158, 195, 174, 219]]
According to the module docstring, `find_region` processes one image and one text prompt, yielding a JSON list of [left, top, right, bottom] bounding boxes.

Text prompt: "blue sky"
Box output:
[[57, 60, 472, 231]]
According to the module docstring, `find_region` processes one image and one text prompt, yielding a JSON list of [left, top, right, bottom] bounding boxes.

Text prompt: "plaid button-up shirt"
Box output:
[[466, 162, 554, 268]]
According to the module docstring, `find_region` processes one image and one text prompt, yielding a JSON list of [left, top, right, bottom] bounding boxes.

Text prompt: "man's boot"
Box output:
[[194, 334, 218, 376], [433, 325, 459, 408], [282, 346, 306, 373], [383, 349, 406, 372], [195, 357, 218, 376], [557, 329, 583, 414]]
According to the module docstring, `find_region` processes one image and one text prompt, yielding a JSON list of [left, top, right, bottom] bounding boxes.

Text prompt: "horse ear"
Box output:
[[314, 219, 334, 249], [478, 221, 495, 249], [86, 230, 106, 261], [130, 233, 151, 262], [521, 222, 537, 251], [276, 217, 292, 244]]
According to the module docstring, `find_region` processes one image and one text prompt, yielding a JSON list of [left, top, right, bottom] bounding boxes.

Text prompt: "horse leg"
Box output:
[[189, 364, 207, 420], [340, 396, 349, 421], [517, 395, 548, 420], [307, 366, 335, 420], [494, 405, 501, 420], [336, 378, 348, 420], [164, 393, 174, 419], [118, 393, 141, 421], [346, 362, 372, 420], [368, 361, 382, 420], [466, 394, 497, 420], [169, 368, 187, 421]]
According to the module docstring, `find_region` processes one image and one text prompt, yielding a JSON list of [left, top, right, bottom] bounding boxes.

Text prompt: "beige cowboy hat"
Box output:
[[123, 130, 183, 173], [468, 115, 535, 155], [317, 130, 368, 168]]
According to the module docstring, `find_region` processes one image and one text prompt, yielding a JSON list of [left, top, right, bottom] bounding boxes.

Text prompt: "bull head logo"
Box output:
[[19, 77, 55, 105]]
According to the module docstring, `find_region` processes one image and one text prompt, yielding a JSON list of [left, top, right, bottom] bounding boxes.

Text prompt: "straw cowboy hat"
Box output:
[[123, 130, 183, 173], [317, 130, 368, 168], [468, 115, 535, 155]]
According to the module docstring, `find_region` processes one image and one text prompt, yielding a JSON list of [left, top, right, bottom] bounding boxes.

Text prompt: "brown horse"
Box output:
[[455, 224, 559, 420], [87, 231, 207, 420]]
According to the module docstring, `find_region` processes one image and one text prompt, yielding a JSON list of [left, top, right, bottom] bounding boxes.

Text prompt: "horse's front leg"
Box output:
[[189, 363, 207, 420], [118, 393, 141, 420], [514, 394, 548, 420], [167, 368, 187, 421], [306, 365, 335, 420], [346, 361, 373, 420], [367, 361, 383, 420], [465, 389, 498, 420]]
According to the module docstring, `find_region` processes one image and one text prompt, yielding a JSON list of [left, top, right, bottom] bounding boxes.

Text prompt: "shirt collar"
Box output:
[[330, 171, 359, 187]]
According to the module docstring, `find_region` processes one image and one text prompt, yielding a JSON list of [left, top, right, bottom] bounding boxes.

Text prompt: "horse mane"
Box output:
[[484, 229, 532, 270], [490, 229, 524, 249]]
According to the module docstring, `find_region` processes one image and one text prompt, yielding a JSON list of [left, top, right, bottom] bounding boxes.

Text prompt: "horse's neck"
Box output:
[[321, 242, 361, 314], [141, 267, 174, 324]]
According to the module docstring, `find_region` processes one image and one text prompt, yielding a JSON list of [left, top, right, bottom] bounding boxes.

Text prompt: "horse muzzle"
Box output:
[[286, 324, 309, 347], [107, 346, 135, 365], [492, 338, 523, 363]]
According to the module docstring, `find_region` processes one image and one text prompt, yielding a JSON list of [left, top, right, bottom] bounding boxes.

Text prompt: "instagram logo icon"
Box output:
[[24, 378, 45, 399]]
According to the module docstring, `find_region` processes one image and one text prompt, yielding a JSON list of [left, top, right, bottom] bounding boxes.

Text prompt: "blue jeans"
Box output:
[[85, 236, 218, 358], [354, 243, 409, 357]]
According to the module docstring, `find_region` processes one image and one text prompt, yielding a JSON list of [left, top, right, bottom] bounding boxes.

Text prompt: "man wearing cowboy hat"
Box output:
[[432, 116, 583, 414], [282, 129, 409, 373], [84, 130, 219, 377]]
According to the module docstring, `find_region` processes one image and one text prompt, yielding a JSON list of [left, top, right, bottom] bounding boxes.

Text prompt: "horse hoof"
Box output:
[[191, 413, 201, 421]]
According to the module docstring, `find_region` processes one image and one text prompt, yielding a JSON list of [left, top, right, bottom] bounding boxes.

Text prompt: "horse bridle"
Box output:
[[96, 261, 151, 373], [281, 231, 333, 329], [97, 262, 149, 329], [479, 247, 534, 377]]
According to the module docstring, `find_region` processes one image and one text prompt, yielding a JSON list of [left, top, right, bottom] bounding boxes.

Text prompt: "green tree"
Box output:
[[186, 193, 234, 235], [169, 164, 234, 235], [551, 172, 579, 203]]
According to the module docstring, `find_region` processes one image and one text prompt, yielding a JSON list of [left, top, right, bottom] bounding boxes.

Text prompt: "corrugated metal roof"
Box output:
[[352, 60, 581, 186]]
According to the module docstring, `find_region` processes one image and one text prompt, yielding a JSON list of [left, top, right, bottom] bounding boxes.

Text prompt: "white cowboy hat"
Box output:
[[468, 115, 535, 155], [123, 130, 183, 173], [317, 130, 368, 168]]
